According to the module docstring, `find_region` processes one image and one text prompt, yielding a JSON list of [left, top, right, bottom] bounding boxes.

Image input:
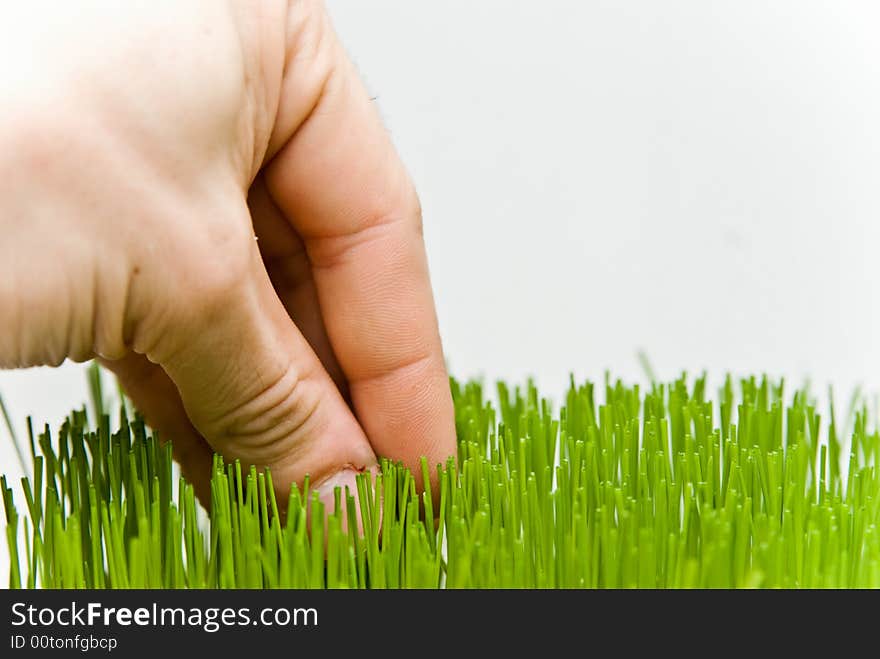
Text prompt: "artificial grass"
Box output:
[[2, 367, 878, 588]]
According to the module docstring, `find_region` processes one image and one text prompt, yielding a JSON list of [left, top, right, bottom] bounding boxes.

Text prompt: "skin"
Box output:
[[0, 0, 456, 510]]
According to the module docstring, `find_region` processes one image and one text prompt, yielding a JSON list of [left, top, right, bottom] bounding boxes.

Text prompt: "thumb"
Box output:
[[147, 214, 377, 510]]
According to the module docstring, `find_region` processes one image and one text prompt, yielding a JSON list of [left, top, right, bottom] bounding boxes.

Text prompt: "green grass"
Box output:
[[2, 366, 879, 588]]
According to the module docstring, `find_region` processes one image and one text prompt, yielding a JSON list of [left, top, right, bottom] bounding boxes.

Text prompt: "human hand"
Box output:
[[0, 0, 455, 509]]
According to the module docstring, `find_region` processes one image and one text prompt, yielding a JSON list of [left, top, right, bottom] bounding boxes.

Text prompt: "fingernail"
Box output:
[[315, 468, 360, 507], [314, 465, 380, 533]]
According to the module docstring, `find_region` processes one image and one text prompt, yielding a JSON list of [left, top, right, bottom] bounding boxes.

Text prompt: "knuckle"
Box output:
[[306, 179, 424, 270], [204, 366, 321, 468], [284, 0, 337, 76], [291, 0, 332, 47]]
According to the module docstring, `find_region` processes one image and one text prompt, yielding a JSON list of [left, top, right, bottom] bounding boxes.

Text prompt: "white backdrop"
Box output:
[[2, 0, 879, 578]]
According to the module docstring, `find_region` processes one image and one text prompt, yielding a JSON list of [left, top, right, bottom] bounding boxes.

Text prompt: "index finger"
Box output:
[[263, 5, 455, 488]]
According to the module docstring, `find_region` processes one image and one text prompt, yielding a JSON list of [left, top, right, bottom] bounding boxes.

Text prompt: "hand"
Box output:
[[0, 0, 456, 509]]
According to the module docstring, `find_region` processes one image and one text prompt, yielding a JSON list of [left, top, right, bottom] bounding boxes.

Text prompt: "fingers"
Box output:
[[148, 205, 377, 506], [248, 175, 347, 395], [263, 7, 456, 489]]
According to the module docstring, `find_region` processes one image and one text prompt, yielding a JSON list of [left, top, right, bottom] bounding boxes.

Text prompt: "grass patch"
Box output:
[[2, 366, 879, 588]]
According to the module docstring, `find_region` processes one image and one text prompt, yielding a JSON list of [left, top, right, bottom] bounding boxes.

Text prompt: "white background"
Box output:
[[2, 1, 879, 579]]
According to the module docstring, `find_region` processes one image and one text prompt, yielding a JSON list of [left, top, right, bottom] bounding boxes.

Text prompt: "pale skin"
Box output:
[[0, 1, 456, 509]]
